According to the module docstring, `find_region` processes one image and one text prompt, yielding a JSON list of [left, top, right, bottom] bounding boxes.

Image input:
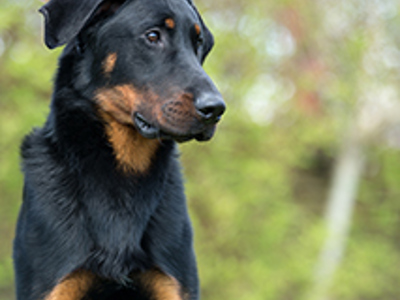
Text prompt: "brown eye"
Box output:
[[194, 37, 204, 55], [146, 30, 161, 43], [196, 37, 204, 49]]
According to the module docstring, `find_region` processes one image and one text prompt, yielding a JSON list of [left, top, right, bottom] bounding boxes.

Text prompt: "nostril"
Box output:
[[198, 106, 220, 119], [196, 97, 226, 124]]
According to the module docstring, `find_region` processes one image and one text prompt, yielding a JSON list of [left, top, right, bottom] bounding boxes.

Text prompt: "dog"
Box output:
[[13, 0, 225, 299]]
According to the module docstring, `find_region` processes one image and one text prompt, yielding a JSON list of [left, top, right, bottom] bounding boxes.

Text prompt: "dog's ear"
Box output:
[[185, 1, 214, 62], [39, 0, 105, 49]]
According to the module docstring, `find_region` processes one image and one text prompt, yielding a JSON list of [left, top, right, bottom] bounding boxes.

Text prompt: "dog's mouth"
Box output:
[[133, 113, 216, 142], [134, 113, 159, 139]]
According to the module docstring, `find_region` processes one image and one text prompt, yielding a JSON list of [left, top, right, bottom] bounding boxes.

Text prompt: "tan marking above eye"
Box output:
[[165, 18, 175, 29], [194, 23, 201, 35], [103, 52, 117, 75]]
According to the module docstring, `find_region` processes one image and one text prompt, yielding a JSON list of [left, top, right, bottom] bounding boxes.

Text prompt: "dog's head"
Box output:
[[40, 0, 225, 142]]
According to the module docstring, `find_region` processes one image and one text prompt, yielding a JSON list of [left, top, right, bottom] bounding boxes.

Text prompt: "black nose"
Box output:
[[195, 94, 226, 124]]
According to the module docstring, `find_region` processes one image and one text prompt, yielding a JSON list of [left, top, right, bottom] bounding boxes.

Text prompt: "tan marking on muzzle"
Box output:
[[158, 93, 198, 130]]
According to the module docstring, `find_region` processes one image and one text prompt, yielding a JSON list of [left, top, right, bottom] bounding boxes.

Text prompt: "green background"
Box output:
[[1, 0, 400, 299]]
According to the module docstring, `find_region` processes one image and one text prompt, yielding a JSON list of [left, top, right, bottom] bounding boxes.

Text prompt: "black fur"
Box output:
[[13, 0, 225, 299]]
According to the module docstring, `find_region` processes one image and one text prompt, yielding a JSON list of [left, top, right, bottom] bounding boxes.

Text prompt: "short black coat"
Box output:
[[13, 0, 225, 299]]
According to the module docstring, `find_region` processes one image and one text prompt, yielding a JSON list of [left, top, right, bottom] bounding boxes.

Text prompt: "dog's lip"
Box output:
[[133, 113, 216, 142], [193, 126, 216, 142], [134, 113, 160, 139]]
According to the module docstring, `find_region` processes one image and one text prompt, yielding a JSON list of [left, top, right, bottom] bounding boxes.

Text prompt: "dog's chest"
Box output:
[[74, 173, 167, 273]]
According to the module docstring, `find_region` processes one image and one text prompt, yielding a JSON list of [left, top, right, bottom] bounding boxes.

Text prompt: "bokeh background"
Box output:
[[1, 0, 400, 299]]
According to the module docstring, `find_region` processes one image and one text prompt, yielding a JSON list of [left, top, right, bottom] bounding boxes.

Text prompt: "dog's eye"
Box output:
[[196, 37, 204, 49], [146, 30, 161, 44], [195, 37, 204, 55]]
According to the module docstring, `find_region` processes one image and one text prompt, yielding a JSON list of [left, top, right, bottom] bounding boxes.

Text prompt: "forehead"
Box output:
[[123, 0, 199, 25]]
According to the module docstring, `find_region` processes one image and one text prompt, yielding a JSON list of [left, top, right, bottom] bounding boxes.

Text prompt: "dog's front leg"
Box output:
[[44, 270, 95, 300], [138, 269, 189, 300]]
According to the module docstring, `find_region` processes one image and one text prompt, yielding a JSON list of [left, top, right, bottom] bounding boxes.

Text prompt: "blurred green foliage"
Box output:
[[1, 0, 400, 299]]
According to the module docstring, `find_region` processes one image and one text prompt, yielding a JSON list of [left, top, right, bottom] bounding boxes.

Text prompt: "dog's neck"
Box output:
[[99, 111, 161, 174]]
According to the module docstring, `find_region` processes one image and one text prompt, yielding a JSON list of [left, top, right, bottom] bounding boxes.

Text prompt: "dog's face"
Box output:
[[41, 0, 225, 142]]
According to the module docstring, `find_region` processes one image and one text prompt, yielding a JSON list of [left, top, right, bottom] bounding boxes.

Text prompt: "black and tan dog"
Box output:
[[13, 0, 225, 299]]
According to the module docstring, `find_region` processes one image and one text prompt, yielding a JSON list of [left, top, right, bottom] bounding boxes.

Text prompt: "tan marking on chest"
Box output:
[[44, 270, 95, 300], [99, 111, 159, 174]]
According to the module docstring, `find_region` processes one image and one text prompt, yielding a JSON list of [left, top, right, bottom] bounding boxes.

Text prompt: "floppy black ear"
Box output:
[[39, 0, 104, 49]]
